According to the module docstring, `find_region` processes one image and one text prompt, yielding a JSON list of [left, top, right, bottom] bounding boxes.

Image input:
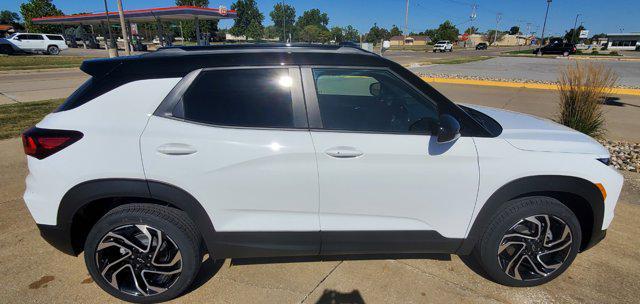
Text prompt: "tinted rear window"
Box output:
[[46, 35, 64, 40], [174, 69, 295, 128]]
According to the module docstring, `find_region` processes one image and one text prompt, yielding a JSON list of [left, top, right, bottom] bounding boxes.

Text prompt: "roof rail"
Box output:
[[144, 43, 377, 57]]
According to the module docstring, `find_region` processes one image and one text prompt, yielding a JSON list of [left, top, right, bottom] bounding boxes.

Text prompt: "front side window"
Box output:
[[176, 68, 295, 128], [312, 68, 438, 133]]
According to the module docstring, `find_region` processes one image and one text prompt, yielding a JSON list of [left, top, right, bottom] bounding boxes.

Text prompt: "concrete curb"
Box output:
[[420, 77, 640, 96]]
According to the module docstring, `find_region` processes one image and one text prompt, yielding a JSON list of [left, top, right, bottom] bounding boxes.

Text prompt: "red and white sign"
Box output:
[[218, 5, 227, 16]]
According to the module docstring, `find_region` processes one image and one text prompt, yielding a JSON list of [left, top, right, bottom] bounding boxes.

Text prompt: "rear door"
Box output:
[[141, 67, 320, 235], [302, 67, 479, 253]]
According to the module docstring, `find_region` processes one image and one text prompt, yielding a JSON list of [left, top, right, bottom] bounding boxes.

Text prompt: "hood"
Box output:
[[463, 104, 608, 156]]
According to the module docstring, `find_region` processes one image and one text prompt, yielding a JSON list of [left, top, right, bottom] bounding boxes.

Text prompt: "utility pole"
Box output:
[[102, 0, 117, 57], [571, 13, 581, 44], [404, 0, 409, 39], [116, 0, 131, 55], [493, 13, 502, 46], [539, 0, 552, 56]]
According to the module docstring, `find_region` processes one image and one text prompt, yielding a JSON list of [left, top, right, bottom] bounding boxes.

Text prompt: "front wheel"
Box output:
[[84, 204, 202, 303], [563, 51, 570, 57], [472, 196, 581, 287]]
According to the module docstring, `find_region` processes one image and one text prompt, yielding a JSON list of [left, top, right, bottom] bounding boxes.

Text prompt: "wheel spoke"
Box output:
[[497, 214, 574, 281], [95, 224, 183, 297]]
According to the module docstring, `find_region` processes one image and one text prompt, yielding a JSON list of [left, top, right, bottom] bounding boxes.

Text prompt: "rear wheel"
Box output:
[[472, 196, 581, 287], [47, 45, 60, 55], [84, 204, 202, 303]]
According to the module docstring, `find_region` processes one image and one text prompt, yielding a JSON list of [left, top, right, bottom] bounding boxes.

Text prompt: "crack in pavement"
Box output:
[[392, 260, 508, 303], [0, 91, 20, 103], [499, 86, 527, 110], [216, 276, 303, 296], [300, 261, 343, 303]]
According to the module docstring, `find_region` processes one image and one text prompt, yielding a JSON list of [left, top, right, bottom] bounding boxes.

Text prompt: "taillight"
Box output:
[[21, 127, 83, 159]]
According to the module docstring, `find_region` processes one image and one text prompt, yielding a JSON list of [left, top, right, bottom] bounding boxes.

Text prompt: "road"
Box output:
[[0, 69, 87, 104], [0, 136, 639, 303], [411, 56, 640, 87]]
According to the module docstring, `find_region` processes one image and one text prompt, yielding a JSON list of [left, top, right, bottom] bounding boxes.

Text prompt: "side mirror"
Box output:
[[369, 82, 381, 97], [434, 114, 460, 144]]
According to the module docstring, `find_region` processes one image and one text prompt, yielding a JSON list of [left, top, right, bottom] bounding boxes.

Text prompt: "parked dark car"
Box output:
[[475, 42, 488, 50], [533, 42, 577, 56]]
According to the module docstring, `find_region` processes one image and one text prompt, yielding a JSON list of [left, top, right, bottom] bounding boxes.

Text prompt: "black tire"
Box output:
[[47, 45, 60, 55], [84, 204, 202, 303], [472, 196, 581, 287]]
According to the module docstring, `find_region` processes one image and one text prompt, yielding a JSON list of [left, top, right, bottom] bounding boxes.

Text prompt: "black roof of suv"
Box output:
[[81, 44, 385, 77]]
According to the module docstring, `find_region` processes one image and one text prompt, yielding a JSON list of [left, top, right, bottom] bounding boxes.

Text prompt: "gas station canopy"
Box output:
[[32, 5, 237, 25]]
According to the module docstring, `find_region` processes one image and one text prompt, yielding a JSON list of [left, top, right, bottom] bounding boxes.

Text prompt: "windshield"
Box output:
[[436, 41, 447, 44], [8, 33, 17, 39]]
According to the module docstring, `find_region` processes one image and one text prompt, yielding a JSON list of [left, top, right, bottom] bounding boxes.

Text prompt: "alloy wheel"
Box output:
[[95, 224, 183, 297], [497, 214, 573, 281]]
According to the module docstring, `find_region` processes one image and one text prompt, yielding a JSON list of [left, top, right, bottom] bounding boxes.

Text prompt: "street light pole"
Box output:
[[116, 0, 131, 55], [282, 0, 286, 42], [538, 0, 552, 56], [571, 13, 581, 44], [493, 13, 502, 46], [404, 0, 409, 40]]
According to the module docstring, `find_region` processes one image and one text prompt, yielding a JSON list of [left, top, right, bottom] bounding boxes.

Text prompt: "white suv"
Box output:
[[1, 33, 68, 55], [22, 45, 623, 303], [433, 40, 453, 52]]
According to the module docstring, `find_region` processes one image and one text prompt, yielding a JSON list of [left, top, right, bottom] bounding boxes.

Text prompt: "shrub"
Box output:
[[557, 62, 618, 138], [610, 51, 619, 56], [592, 50, 599, 55]]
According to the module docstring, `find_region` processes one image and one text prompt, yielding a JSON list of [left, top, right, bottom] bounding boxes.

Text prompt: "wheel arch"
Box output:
[[54, 178, 216, 256], [457, 175, 605, 255]]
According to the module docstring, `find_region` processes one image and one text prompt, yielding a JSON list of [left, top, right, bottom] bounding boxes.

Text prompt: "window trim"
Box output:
[[154, 65, 309, 131], [301, 66, 440, 135]]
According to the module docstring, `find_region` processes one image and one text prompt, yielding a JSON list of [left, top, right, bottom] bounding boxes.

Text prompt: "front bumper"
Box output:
[[36, 224, 77, 256]]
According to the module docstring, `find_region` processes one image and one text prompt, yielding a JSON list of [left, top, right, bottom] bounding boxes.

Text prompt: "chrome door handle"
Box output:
[[324, 146, 363, 158], [157, 143, 197, 155]]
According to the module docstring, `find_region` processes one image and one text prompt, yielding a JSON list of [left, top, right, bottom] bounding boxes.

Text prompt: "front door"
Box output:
[[302, 67, 479, 252]]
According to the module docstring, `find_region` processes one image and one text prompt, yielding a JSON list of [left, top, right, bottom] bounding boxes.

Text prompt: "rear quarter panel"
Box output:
[[23, 78, 181, 225]]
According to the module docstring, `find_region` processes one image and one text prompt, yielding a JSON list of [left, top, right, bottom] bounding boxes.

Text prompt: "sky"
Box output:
[[3, 0, 638, 37]]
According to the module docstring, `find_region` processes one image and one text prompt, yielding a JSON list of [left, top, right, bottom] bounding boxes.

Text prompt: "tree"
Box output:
[[330, 26, 344, 43], [424, 21, 459, 42], [509, 26, 520, 35], [269, 3, 295, 41], [564, 25, 585, 44], [230, 0, 264, 40], [263, 25, 279, 40], [389, 24, 402, 37], [19, 0, 63, 33], [343, 25, 359, 42], [175, 0, 219, 41], [299, 25, 326, 42], [464, 26, 479, 35], [296, 8, 329, 30], [1, 10, 21, 25], [484, 30, 506, 44]]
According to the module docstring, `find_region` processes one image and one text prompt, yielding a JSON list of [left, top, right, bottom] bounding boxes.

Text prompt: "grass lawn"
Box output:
[[0, 55, 87, 71], [504, 49, 622, 57], [0, 99, 64, 139]]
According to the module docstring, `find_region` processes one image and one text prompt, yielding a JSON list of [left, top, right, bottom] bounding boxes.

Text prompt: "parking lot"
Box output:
[[1, 48, 640, 303]]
